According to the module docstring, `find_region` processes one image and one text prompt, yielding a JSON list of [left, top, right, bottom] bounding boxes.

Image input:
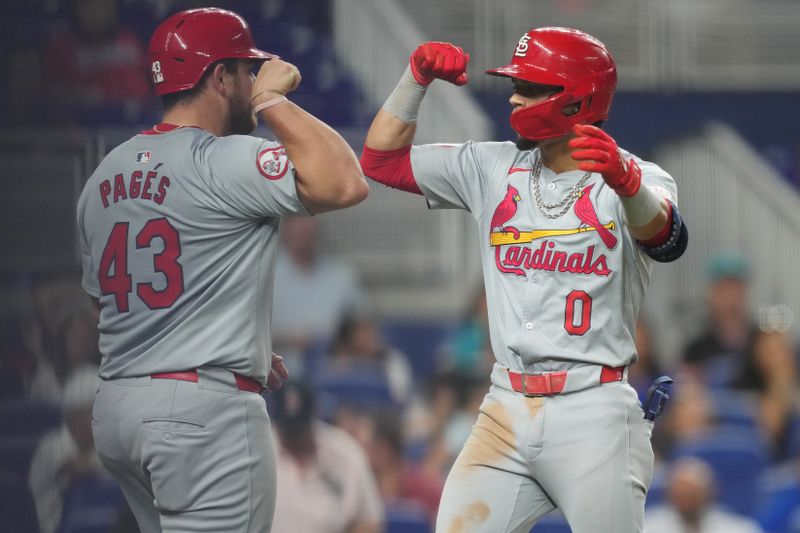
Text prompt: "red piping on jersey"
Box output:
[[360, 144, 422, 195], [507, 167, 532, 175], [638, 201, 674, 247], [140, 123, 200, 135]]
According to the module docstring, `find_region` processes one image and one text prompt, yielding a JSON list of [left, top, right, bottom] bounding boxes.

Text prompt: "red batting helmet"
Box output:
[[148, 8, 276, 96], [486, 27, 617, 141]]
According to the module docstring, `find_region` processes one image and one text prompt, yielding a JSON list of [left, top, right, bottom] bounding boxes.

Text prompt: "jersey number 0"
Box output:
[[98, 218, 185, 312]]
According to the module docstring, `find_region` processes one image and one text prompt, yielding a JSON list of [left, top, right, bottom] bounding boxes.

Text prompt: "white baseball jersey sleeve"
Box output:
[[411, 141, 677, 371], [77, 126, 309, 383]]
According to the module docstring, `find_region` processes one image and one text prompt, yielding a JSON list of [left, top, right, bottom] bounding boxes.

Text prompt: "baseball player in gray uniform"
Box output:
[[360, 28, 687, 533], [79, 8, 367, 533]]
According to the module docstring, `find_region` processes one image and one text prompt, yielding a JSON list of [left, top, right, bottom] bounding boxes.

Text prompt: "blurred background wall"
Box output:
[[0, 0, 799, 532]]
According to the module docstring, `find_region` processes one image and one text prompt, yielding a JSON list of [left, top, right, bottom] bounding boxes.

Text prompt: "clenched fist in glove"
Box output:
[[569, 124, 642, 197], [409, 42, 470, 86]]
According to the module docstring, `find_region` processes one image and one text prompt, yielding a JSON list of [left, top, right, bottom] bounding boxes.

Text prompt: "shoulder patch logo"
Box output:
[[256, 146, 289, 180]]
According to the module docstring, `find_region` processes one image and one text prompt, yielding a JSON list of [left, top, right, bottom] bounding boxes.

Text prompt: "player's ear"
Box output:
[[208, 62, 232, 96]]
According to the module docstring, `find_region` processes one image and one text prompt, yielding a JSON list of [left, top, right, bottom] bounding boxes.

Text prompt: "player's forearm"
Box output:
[[365, 65, 427, 150], [364, 109, 417, 150], [625, 194, 669, 241], [259, 102, 368, 212]]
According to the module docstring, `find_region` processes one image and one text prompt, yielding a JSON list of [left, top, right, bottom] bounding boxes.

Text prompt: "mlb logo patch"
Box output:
[[136, 151, 151, 163]]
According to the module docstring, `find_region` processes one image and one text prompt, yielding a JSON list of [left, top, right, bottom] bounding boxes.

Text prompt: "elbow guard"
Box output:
[[639, 202, 688, 263]]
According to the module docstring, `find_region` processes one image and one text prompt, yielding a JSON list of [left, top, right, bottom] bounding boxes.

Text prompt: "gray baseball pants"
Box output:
[[91, 367, 275, 533], [435, 381, 654, 533]]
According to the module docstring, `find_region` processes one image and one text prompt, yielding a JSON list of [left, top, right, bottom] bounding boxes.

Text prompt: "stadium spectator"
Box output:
[[270, 380, 384, 533], [629, 315, 666, 401], [29, 311, 101, 405], [404, 372, 487, 477], [436, 284, 494, 378], [749, 329, 797, 459], [645, 457, 764, 533], [657, 376, 716, 458], [682, 251, 756, 387], [42, 0, 153, 125], [271, 216, 366, 368], [0, 314, 43, 399], [682, 251, 797, 458], [364, 412, 444, 525], [319, 313, 414, 404], [28, 365, 105, 533]]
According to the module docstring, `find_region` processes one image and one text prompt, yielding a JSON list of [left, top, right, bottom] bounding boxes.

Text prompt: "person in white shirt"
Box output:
[[645, 457, 764, 533], [270, 380, 384, 533]]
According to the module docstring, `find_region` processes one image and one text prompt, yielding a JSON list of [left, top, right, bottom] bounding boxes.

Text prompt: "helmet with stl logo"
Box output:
[[148, 8, 276, 96], [486, 27, 617, 141]]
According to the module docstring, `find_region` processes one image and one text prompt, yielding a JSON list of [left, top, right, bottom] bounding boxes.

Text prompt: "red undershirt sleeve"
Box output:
[[359, 145, 422, 195]]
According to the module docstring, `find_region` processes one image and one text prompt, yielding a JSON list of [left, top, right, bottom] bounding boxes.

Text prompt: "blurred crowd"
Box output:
[[2, 212, 799, 533], [0, 0, 366, 130], [1, 1, 800, 533]]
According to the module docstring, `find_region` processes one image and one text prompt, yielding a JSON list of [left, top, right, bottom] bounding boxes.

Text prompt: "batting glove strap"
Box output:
[[382, 66, 428, 124], [638, 202, 688, 263]]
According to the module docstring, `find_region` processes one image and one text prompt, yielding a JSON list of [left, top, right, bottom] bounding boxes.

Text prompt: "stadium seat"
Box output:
[[0, 436, 40, 482], [709, 390, 758, 432], [386, 502, 432, 533], [0, 398, 61, 439], [317, 372, 395, 407], [382, 322, 453, 379], [0, 473, 40, 533], [670, 428, 768, 516], [531, 511, 572, 533], [56, 473, 125, 533]]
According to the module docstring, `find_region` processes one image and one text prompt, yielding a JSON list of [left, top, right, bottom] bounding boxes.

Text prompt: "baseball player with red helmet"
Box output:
[[80, 8, 367, 532], [360, 28, 687, 532]]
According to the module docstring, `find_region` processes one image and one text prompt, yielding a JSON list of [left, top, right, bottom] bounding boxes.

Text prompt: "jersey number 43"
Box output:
[[98, 218, 184, 312]]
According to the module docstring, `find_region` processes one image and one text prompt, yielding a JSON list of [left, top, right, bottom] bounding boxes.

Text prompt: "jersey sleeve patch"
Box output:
[[256, 146, 289, 180]]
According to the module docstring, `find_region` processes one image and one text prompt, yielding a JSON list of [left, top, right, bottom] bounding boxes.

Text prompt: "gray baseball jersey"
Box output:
[[410, 140, 675, 533], [411, 141, 677, 372], [77, 125, 308, 384]]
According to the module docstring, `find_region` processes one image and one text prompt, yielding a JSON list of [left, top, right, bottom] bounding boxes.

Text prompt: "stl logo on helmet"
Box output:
[[514, 35, 532, 57], [152, 61, 164, 84], [256, 146, 289, 180]]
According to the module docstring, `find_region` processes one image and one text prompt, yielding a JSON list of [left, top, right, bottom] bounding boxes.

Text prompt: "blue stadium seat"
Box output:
[[0, 473, 40, 533], [382, 322, 454, 379], [670, 429, 768, 516], [317, 371, 395, 408], [531, 511, 572, 533], [646, 468, 668, 508], [709, 390, 758, 432], [0, 398, 61, 439], [57, 473, 125, 533], [386, 502, 431, 533], [0, 436, 40, 482]]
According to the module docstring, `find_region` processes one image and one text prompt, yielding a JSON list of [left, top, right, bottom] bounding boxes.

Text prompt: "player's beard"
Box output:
[[515, 135, 538, 151], [228, 87, 257, 135]]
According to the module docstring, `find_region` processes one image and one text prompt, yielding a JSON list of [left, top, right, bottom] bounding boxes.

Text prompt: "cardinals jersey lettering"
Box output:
[[410, 141, 677, 371], [77, 127, 309, 383]]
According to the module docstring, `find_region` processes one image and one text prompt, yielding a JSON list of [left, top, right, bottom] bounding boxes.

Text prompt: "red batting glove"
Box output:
[[569, 124, 642, 197], [409, 42, 470, 86]]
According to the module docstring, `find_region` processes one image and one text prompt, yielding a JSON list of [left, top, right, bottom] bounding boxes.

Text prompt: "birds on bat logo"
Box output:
[[489, 181, 617, 277]]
